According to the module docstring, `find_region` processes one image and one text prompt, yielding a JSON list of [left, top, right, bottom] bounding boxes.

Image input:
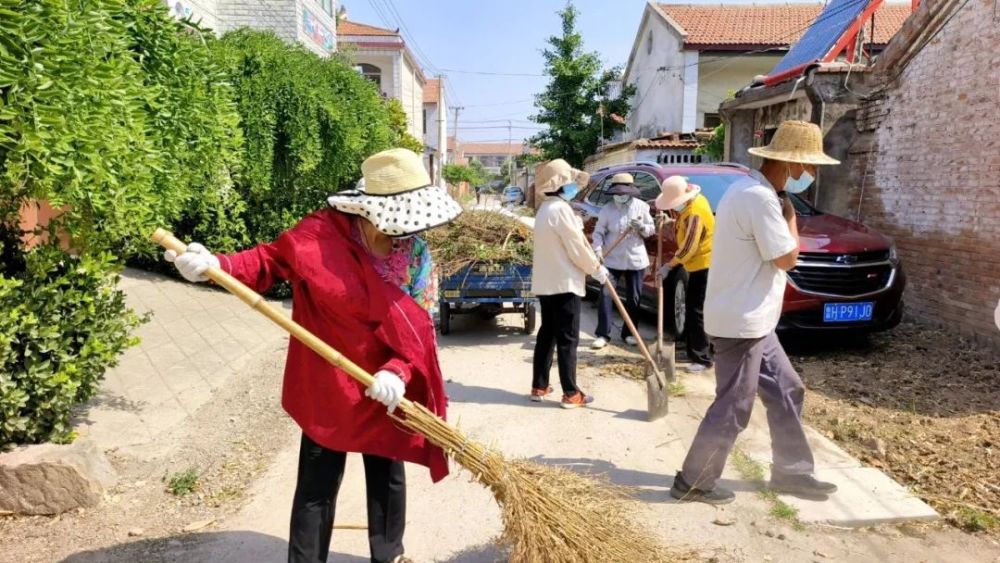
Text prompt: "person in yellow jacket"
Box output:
[[655, 176, 715, 372]]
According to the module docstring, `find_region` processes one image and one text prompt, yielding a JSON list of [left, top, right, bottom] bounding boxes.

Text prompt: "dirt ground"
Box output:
[[786, 320, 999, 537], [1, 313, 998, 563]]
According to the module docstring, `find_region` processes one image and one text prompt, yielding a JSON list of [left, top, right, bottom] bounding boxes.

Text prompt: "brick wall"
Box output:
[[215, 0, 298, 42], [852, 0, 1000, 344]]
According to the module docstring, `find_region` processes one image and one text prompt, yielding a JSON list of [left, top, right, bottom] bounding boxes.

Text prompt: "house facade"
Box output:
[[164, 0, 338, 57], [623, 2, 907, 137], [584, 133, 712, 173], [423, 78, 449, 186], [338, 20, 426, 142], [459, 143, 533, 176]]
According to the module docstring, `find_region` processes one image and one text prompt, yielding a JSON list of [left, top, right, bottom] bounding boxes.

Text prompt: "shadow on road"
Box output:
[[527, 455, 759, 503], [438, 543, 506, 562]]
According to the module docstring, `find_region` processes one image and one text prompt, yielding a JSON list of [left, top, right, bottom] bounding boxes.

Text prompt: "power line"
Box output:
[[378, 0, 440, 75], [437, 67, 546, 78], [457, 125, 545, 130]]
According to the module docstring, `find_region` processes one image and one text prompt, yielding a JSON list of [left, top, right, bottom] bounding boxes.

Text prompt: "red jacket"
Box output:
[[218, 209, 449, 481]]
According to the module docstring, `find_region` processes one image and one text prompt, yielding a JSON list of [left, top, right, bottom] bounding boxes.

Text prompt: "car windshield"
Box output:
[[585, 171, 819, 216]]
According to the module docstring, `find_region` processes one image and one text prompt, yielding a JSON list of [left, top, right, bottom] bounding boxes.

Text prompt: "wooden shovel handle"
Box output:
[[603, 278, 660, 375], [151, 229, 384, 393]]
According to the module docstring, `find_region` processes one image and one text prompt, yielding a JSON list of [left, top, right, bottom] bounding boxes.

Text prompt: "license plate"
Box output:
[[823, 302, 874, 323], [442, 290, 460, 299]]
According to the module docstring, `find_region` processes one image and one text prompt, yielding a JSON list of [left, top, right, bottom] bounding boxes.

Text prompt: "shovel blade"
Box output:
[[645, 369, 669, 421]]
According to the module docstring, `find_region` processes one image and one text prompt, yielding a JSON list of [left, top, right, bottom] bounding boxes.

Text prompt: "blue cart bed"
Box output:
[[438, 262, 536, 334]]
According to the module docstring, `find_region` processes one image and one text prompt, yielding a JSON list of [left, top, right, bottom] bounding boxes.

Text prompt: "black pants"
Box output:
[[288, 434, 405, 563], [596, 268, 644, 340], [685, 269, 713, 367], [532, 293, 581, 396]]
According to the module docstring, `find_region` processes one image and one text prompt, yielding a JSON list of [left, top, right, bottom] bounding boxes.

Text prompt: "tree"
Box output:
[[442, 162, 486, 187], [529, 3, 634, 167], [695, 124, 725, 161]]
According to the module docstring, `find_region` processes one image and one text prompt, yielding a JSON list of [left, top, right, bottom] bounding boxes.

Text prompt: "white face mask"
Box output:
[[784, 166, 815, 194], [672, 201, 688, 213], [613, 195, 630, 205]]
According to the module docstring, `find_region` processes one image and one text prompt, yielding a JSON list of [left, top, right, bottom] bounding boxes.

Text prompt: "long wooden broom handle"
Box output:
[[603, 278, 660, 375], [151, 229, 404, 403]]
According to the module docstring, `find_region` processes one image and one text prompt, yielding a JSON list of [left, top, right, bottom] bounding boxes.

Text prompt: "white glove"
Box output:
[[164, 242, 220, 283], [593, 266, 610, 284], [365, 370, 406, 413], [629, 218, 644, 232]]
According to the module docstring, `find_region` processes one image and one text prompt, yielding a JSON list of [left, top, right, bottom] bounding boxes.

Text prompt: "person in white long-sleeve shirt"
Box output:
[[590, 173, 656, 349], [530, 159, 609, 409]]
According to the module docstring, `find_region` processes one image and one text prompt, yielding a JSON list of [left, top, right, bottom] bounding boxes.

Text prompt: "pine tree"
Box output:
[[530, 3, 634, 167]]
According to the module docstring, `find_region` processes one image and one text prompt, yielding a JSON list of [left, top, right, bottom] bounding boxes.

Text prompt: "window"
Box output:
[[587, 176, 616, 207], [356, 63, 382, 90], [422, 109, 427, 135], [646, 30, 653, 55], [632, 172, 661, 201], [703, 113, 722, 129], [319, 0, 333, 16]]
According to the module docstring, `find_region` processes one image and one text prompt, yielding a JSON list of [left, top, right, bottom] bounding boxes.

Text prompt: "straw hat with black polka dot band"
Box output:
[[328, 148, 463, 237]]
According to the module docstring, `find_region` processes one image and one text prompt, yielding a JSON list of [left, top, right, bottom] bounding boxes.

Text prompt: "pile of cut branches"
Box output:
[[425, 211, 532, 277]]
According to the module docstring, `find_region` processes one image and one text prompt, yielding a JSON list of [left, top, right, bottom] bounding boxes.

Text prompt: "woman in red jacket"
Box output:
[[165, 148, 462, 563]]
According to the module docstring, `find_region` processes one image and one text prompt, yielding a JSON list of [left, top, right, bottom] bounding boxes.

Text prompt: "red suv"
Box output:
[[573, 162, 905, 338]]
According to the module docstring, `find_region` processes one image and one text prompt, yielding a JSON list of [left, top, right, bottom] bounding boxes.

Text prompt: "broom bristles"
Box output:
[[396, 401, 690, 562]]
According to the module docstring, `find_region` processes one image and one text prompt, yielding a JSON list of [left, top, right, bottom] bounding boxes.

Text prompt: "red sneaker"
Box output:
[[530, 386, 554, 402], [560, 392, 594, 409]]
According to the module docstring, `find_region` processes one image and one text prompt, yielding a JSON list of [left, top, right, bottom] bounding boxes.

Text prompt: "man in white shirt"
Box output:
[[670, 121, 839, 504], [531, 159, 609, 409]]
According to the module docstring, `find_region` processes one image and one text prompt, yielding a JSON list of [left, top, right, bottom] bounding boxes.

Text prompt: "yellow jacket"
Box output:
[[673, 194, 714, 272]]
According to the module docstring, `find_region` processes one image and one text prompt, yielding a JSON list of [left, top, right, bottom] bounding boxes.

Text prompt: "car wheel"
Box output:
[[439, 302, 451, 335], [663, 269, 688, 339]]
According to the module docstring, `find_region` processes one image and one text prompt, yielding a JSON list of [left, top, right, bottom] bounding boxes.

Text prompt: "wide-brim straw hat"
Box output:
[[534, 159, 590, 201], [747, 120, 840, 165], [610, 172, 634, 185], [608, 184, 641, 197], [655, 175, 700, 211], [328, 148, 463, 237]]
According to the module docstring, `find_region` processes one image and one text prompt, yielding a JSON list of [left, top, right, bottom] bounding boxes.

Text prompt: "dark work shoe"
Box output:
[[769, 472, 838, 496], [670, 471, 735, 505]]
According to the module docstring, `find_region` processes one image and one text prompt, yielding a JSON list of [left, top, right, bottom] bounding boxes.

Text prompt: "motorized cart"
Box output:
[[438, 262, 535, 335]]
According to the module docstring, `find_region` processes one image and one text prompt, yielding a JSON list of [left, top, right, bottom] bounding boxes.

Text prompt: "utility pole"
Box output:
[[451, 105, 464, 160], [507, 120, 513, 186]]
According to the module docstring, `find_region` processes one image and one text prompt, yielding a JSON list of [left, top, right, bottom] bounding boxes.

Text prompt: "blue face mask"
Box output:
[[613, 195, 630, 205], [559, 182, 580, 201], [783, 167, 815, 194]]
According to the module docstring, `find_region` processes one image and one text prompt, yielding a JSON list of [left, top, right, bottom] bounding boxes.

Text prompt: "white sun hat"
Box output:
[[655, 175, 700, 211], [327, 148, 463, 237]]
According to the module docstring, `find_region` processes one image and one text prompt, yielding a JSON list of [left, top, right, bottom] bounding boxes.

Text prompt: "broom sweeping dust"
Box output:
[[152, 229, 689, 563]]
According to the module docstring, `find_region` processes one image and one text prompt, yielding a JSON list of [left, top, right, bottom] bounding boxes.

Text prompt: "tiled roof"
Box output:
[[424, 79, 440, 104], [338, 20, 398, 37], [657, 3, 910, 48], [634, 138, 701, 149]]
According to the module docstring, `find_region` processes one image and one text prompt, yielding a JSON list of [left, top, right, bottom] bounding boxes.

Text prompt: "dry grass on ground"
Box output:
[[790, 321, 999, 536]]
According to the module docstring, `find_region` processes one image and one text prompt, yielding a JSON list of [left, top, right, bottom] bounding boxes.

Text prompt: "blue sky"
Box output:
[[341, 1, 796, 143]]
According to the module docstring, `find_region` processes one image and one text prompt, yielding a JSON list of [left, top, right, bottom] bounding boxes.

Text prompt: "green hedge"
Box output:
[[0, 0, 416, 447]]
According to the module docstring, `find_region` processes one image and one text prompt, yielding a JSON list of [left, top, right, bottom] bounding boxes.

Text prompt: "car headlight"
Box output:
[[889, 245, 899, 263]]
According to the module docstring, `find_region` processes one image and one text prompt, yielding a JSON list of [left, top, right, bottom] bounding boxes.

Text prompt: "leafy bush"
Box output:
[[0, 246, 144, 449], [695, 124, 725, 161], [213, 30, 402, 242]]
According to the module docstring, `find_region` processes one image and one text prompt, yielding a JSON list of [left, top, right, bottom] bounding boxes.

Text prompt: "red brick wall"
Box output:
[[852, 0, 999, 344]]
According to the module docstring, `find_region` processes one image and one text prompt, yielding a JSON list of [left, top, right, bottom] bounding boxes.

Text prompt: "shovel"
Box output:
[[603, 280, 669, 421]]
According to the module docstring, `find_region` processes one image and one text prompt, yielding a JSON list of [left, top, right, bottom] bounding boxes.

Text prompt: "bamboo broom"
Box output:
[[152, 229, 686, 563]]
